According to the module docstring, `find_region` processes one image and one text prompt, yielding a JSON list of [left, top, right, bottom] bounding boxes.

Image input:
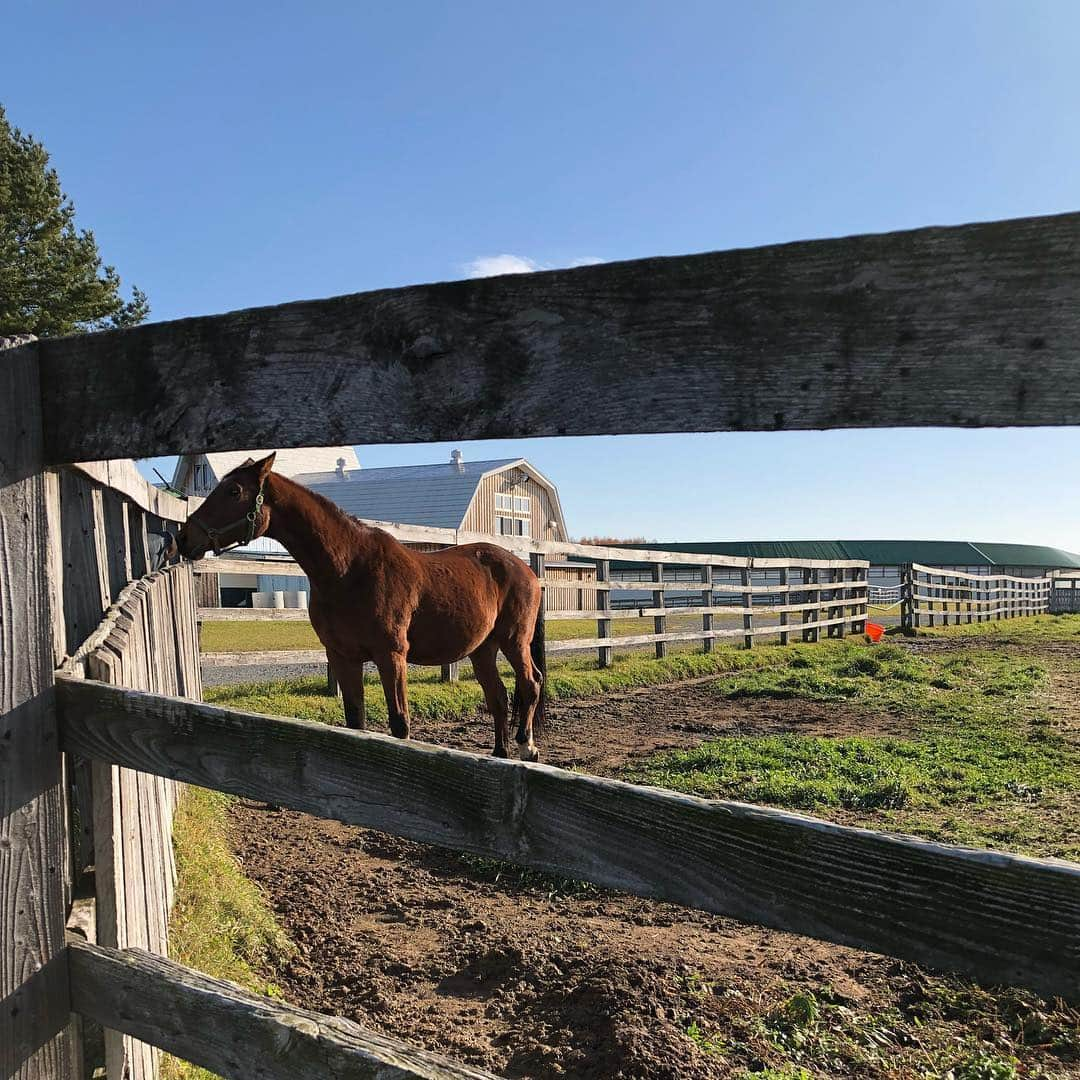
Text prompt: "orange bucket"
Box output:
[[865, 622, 885, 643]]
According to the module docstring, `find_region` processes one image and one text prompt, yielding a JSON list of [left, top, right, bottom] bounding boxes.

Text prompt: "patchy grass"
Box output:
[[205, 643, 783, 725], [918, 612, 1080, 645], [161, 787, 294, 1080], [630, 630, 1080, 859], [630, 637, 1079, 858], [675, 975, 1079, 1080]]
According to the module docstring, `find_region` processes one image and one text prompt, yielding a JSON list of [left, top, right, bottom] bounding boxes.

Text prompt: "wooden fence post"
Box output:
[[701, 565, 713, 653], [853, 566, 867, 635], [778, 567, 789, 645], [439, 662, 460, 683], [652, 563, 666, 659], [596, 560, 612, 668], [741, 565, 754, 649], [1, 336, 75, 1078], [801, 567, 813, 642], [900, 564, 913, 632]]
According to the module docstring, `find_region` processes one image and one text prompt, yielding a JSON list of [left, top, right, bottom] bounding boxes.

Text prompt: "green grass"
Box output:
[[205, 643, 783, 725], [161, 788, 293, 1080], [630, 637, 1079, 858], [201, 619, 323, 652], [919, 611, 1080, 644], [676, 978, 1075, 1080]]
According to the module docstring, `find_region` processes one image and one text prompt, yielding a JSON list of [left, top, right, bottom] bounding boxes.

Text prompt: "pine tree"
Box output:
[[0, 104, 149, 337]]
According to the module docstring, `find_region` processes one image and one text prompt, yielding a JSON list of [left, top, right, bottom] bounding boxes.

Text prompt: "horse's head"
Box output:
[[176, 452, 276, 560]]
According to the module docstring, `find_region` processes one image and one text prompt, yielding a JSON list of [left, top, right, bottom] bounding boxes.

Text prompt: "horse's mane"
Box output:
[[268, 471, 373, 536]]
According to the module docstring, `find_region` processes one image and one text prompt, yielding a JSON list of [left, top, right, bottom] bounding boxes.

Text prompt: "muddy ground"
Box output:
[[229, 639, 1079, 1079]]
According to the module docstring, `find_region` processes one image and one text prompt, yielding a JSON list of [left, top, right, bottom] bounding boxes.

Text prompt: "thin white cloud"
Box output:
[[465, 254, 542, 278], [463, 253, 606, 278]]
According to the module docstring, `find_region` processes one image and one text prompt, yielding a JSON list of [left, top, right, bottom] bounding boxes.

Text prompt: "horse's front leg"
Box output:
[[328, 649, 366, 730], [374, 650, 411, 739]]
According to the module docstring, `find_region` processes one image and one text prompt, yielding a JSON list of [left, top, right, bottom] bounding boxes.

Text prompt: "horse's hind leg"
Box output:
[[374, 650, 411, 739], [470, 639, 511, 757], [503, 635, 543, 762], [328, 650, 366, 730]]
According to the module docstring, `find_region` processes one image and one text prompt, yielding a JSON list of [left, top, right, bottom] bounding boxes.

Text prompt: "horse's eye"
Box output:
[[230, 484, 244, 500]]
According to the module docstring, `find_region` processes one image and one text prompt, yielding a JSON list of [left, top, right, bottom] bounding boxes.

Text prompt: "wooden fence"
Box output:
[[193, 529, 870, 676], [1049, 570, 1080, 613], [60, 566, 201, 1080], [900, 563, 1052, 630], [5, 211, 1080, 1079]]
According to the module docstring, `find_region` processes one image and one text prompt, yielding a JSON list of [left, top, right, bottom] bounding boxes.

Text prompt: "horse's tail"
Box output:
[[529, 620, 546, 738]]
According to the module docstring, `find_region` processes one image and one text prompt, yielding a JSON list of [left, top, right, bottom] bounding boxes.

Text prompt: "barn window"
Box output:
[[496, 493, 532, 512], [496, 516, 531, 537], [193, 461, 212, 493]]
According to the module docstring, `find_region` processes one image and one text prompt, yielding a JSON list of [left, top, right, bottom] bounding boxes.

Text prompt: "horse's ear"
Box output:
[[255, 452, 276, 480], [240, 457, 256, 468]]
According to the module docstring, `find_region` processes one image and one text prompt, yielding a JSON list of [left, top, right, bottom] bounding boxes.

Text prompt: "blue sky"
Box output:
[[6, 2, 1080, 546]]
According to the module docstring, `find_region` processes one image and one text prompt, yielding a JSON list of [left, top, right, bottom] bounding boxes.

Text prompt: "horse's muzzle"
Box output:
[[174, 526, 207, 562]]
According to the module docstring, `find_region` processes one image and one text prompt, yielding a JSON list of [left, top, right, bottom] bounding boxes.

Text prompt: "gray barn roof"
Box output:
[[303, 458, 520, 529]]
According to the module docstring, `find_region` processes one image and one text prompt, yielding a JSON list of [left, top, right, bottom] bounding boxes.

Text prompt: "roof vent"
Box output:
[[336, 457, 349, 479], [450, 449, 465, 474]]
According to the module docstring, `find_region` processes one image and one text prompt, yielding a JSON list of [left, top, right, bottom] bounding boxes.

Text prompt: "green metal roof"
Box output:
[[967, 542, 1080, 568], [839, 540, 987, 566], [602, 539, 1080, 569]]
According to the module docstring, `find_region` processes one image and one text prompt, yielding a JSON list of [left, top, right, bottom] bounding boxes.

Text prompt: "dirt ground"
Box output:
[[228, 640, 1079, 1079]]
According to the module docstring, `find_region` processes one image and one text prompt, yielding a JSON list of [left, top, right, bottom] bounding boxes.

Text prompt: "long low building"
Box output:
[[584, 539, 1080, 608]]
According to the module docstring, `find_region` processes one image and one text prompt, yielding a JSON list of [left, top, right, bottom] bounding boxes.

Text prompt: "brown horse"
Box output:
[[176, 453, 545, 759]]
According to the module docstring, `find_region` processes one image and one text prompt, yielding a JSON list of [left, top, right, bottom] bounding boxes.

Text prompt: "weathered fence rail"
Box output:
[[7, 211, 1080, 1078], [901, 563, 1052, 630], [33, 210, 1080, 463], [68, 940, 499, 1080]]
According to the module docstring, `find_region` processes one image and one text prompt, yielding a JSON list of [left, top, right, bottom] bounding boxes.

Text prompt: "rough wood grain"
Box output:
[[34, 212, 1080, 463], [57, 678, 1080, 999], [0, 338, 74, 1077], [68, 940, 499, 1080], [77, 566, 199, 1080], [59, 469, 112, 656], [69, 460, 189, 522]]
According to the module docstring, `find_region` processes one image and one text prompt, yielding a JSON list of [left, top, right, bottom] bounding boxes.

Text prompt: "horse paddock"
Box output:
[[213, 622, 1080, 1080]]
